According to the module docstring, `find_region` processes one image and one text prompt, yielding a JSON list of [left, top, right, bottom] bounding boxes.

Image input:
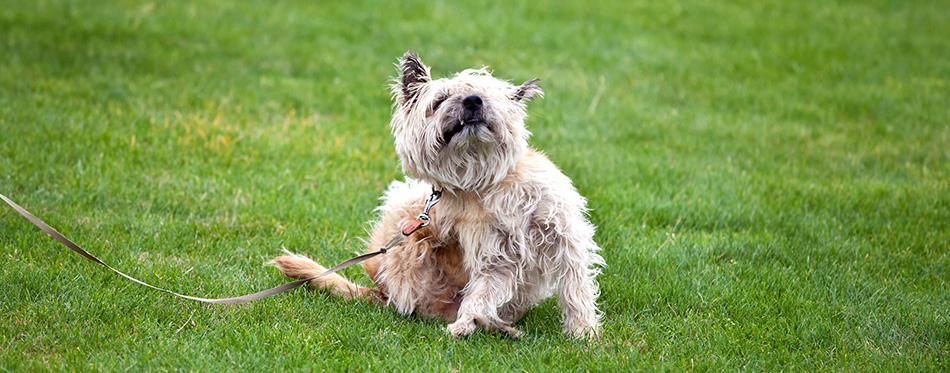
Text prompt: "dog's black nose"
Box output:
[[462, 95, 483, 112]]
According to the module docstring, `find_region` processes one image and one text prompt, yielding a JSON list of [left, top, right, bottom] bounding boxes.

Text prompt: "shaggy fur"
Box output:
[[272, 50, 605, 339]]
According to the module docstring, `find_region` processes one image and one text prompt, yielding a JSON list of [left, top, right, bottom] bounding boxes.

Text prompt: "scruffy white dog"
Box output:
[[273, 50, 604, 339]]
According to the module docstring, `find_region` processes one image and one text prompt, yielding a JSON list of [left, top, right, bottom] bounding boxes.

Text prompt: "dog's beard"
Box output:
[[399, 115, 523, 192], [433, 145, 512, 191], [442, 119, 491, 148]]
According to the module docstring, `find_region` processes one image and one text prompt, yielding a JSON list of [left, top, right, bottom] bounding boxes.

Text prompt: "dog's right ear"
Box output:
[[394, 49, 431, 106]]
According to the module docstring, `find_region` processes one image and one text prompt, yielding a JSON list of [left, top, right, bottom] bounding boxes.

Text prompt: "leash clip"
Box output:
[[416, 186, 442, 227], [401, 186, 442, 236]]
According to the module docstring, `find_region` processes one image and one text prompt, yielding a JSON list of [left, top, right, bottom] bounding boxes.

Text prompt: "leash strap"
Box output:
[[0, 188, 440, 304]]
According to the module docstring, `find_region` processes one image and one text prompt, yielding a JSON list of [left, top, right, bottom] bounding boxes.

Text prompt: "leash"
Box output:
[[0, 187, 442, 304]]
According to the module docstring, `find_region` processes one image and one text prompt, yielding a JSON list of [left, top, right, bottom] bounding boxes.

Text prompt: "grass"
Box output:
[[1, 0, 948, 370]]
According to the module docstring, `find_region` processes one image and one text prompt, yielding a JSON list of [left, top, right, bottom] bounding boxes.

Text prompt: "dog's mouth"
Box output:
[[442, 119, 486, 145]]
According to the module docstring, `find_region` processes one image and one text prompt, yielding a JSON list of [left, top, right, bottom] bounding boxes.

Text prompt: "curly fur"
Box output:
[[273, 50, 604, 339]]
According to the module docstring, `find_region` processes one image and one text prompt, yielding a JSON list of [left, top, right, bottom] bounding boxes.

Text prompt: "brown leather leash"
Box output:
[[0, 188, 441, 304]]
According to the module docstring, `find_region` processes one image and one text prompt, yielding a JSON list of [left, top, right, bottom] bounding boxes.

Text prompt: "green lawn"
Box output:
[[1, 0, 948, 370]]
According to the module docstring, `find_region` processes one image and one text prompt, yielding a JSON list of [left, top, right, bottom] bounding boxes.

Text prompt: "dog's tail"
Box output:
[[270, 251, 383, 302]]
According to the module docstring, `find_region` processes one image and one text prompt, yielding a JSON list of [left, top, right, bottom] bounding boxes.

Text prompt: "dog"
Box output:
[[272, 50, 604, 339]]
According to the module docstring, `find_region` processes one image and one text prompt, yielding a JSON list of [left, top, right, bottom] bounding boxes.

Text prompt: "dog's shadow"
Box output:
[[298, 281, 568, 340], [396, 298, 567, 340]]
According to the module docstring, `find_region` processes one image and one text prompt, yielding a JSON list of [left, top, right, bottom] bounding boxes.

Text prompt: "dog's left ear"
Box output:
[[395, 49, 432, 106], [511, 78, 543, 102]]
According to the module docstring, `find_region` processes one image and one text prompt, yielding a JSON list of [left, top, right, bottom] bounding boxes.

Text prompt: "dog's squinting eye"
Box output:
[[431, 95, 448, 112]]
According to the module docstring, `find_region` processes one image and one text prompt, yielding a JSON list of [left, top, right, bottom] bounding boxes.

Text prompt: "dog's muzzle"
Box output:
[[442, 95, 487, 145]]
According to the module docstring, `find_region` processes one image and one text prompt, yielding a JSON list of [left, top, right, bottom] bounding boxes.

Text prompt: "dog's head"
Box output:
[[389, 50, 543, 192]]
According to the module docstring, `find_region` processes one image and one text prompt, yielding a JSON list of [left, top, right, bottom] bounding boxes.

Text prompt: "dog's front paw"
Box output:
[[494, 324, 524, 340], [447, 316, 483, 339]]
